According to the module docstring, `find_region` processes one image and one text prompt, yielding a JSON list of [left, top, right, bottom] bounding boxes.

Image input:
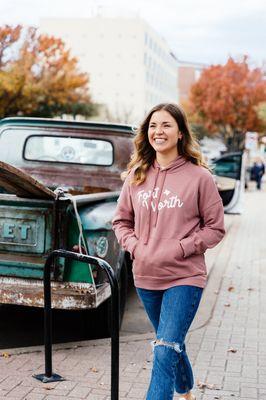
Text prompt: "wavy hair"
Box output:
[[122, 103, 210, 185]]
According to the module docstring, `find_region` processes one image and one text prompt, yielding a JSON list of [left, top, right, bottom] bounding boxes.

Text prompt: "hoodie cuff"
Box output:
[[126, 236, 138, 260], [180, 236, 195, 258]]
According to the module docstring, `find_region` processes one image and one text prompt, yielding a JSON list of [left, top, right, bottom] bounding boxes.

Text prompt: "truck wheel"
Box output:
[[82, 262, 128, 338]]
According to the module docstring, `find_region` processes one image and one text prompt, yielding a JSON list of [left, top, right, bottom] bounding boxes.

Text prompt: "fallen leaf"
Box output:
[[227, 348, 237, 353], [228, 286, 235, 292], [43, 386, 53, 391], [1, 352, 10, 358], [90, 367, 99, 373], [196, 379, 217, 390], [224, 303, 231, 307]]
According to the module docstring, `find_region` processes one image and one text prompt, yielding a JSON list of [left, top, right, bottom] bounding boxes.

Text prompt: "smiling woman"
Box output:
[[112, 102, 225, 400]]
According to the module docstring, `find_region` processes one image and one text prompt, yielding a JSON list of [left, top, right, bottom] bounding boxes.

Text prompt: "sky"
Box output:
[[0, 0, 265, 66]]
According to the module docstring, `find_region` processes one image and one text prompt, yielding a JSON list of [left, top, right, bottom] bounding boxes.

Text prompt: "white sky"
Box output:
[[0, 0, 265, 65]]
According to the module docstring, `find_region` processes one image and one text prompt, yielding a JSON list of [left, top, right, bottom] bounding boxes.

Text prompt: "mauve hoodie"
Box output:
[[112, 155, 225, 289]]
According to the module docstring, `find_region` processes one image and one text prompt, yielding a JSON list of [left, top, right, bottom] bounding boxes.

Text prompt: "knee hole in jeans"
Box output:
[[151, 338, 183, 354]]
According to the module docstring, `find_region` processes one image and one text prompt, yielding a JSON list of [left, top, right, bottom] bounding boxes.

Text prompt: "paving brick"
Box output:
[[6, 385, 32, 399]]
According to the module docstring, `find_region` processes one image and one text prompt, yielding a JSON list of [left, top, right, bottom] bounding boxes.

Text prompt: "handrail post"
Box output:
[[33, 250, 120, 400]]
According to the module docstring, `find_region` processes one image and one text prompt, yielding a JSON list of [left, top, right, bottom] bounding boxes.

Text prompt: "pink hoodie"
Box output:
[[112, 155, 225, 289]]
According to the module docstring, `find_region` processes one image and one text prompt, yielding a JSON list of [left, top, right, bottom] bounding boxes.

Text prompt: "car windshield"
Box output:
[[24, 135, 113, 166]]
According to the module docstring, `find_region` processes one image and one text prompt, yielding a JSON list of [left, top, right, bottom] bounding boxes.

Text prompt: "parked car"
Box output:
[[210, 151, 245, 214]]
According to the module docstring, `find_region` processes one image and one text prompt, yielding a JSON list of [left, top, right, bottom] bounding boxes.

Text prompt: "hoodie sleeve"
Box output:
[[180, 172, 225, 258], [112, 175, 138, 259]]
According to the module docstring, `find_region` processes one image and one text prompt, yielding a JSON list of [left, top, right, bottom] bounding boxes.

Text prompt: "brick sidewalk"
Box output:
[[0, 189, 265, 399]]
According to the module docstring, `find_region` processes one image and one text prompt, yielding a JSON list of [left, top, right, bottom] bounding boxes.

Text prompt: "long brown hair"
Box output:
[[122, 103, 210, 185]]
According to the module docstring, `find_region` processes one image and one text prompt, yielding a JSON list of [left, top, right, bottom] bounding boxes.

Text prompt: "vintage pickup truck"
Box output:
[[0, 117, 245, 335], [0, 117, 135, 334]]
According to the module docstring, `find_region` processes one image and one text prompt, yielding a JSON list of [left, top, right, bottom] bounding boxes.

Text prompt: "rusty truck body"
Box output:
[[0, 117, 135, 332]]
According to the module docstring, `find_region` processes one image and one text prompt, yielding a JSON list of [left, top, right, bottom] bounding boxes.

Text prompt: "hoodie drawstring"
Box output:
[[153, 169, 167, 227], [143, 167, 160, 245]]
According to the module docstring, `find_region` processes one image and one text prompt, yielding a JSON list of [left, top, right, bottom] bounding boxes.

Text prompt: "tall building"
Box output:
[[40, 16, 178, 124]]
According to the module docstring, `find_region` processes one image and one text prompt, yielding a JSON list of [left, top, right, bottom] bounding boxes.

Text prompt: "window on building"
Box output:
[[145, 32, 148, 45], [146, 71, 150, 83]]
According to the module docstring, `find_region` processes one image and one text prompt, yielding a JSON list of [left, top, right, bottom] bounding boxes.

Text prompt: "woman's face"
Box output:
[[148, 110, 182, 157]]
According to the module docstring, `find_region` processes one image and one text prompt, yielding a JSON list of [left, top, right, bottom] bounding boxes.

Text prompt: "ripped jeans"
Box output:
[[136, 285, 203, 400]]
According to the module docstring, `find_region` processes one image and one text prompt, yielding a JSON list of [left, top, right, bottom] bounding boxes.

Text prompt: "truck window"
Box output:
[[24, 135, 113, 166]]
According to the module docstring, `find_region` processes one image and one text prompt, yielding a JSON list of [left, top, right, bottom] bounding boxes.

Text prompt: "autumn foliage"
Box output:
[[0, 25, 95, 118], [189, 57, 266, 150]]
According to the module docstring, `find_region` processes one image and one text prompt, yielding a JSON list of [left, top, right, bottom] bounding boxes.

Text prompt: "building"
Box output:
[[40, 16, 178, 124], [177, 60, 207, 102]]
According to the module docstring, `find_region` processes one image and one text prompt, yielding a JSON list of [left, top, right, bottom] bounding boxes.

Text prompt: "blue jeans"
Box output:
[[136, 285, 203, 400]]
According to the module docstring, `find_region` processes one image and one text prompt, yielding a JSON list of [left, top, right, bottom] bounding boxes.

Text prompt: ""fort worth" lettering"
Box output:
[[137, 187, 184, 211]]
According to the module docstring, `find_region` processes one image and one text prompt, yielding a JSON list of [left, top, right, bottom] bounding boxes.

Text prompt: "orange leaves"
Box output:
[[0, 25, 22, 67], [0, 25, 92, 118], [189, 57, 266, 141]]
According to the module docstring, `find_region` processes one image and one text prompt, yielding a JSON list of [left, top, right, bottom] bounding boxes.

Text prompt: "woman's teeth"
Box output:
[[154, 139, 166, 143]]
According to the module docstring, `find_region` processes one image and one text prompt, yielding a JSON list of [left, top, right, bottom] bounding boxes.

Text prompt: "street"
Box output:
[[0, 185, 265, 399]]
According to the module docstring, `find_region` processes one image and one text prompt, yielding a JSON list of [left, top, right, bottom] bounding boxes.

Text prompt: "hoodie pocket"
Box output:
[[133, 238, 184, 276]]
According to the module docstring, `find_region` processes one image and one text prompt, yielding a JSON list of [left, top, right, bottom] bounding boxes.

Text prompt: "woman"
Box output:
[[112, 103, 225, 400]]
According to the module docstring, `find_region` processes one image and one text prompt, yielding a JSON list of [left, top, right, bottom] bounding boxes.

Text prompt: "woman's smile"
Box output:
[[154, 138, 167, 144]]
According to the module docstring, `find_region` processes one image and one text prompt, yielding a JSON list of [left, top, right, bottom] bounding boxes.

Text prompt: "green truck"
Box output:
[[0, 117, 135, 334]]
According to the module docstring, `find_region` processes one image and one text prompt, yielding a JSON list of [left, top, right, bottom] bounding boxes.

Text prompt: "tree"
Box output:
[[255, 102, 266, 129], [0, 25, 96, 119], [189, 57, 266, 151]]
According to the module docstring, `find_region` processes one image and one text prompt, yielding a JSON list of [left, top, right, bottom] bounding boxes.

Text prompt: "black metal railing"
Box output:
[[33, 249, 120, 400]]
